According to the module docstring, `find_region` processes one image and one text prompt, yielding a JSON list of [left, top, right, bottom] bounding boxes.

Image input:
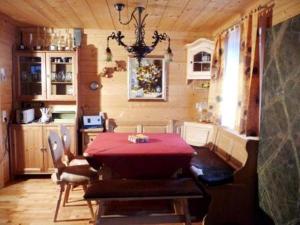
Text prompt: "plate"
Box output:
[[89, 81, 100, 90]]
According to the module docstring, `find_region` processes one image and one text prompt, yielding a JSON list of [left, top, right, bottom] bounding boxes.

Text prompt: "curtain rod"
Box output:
[[216, 0, 275, 36]]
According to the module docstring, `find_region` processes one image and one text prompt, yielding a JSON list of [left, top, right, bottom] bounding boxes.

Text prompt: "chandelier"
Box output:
[[105, 3, 173, 65]]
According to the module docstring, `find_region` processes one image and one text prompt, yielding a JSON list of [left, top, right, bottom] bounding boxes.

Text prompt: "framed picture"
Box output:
[[128, 56, 167, 100]]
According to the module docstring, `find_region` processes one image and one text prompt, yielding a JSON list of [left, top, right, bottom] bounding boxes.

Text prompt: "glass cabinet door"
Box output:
[[46, 53, 76, 100], [17, 53, 46, 100], [192, 51, 211, 73]]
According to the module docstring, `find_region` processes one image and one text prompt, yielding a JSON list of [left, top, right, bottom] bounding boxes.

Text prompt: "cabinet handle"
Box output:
[[190, 61, 193, 64]]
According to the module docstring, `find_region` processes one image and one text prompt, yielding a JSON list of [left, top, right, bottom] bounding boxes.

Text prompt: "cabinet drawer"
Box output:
[[84, 133, 97, 146]]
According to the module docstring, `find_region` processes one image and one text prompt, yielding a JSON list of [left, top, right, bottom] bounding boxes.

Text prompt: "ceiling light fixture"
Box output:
[[105, 3, 173, 65]]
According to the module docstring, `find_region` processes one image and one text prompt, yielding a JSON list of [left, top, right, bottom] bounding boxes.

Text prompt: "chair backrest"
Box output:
[[60, 125, 71, 150], [60, 125, 74, 161], [48, 130, 66, 169]]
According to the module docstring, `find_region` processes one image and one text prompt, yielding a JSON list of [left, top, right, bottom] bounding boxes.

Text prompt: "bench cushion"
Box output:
[[84, 178, 203, 200], [190, 148, 234, 186]]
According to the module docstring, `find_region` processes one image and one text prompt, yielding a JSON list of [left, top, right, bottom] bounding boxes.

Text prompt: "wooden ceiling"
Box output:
[[0, 0, 255, 33]]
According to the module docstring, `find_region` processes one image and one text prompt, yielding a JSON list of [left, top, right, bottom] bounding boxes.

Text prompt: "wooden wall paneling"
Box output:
[[191, 0, 253, 32], [212, 0, 300, 36], [23, 0, 72, 28], [16, 27, 210, 125], [1, 0, 53, 27], [189, 0, 232, 32], [75, 29, 209, 122], [143, 0, 168, 30], [0, 0, 285, 32], [0, 13, 15, 188], [85, 0, 115, 29], [183, 0, 220, 32], [106, 0, 129, 31], [157, 0, 190, 31], [45, 0, 84, 28], [66, 0, 99, 28], [0, 1, 34, 26], [272, 0, 300, 25], [172, 0, 213, 32]]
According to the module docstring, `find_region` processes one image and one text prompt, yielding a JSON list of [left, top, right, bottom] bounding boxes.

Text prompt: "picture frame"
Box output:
[[128, 56, 167, 101]]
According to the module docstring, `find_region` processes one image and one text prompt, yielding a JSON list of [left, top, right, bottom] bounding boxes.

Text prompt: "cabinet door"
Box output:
[[16, 53, 46, 100], [82, 132, 98, 152], [46, 52, 77, 101], [12, 126, 44, 174], [188, 47, 212, 79]]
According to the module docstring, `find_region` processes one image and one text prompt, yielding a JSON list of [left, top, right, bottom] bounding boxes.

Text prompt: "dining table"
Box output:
[[84, 132, 195, 179]]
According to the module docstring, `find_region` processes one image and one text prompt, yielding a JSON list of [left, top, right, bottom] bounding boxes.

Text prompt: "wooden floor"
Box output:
[[0, 178, 202, 225]]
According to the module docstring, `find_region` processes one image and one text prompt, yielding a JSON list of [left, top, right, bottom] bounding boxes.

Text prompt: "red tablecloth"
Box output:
[[84, 133, 195, 178]]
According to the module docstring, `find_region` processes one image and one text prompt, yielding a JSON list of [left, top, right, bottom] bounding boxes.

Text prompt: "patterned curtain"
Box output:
[[208, 33, 228, 125], [236, 7, 273, 136]]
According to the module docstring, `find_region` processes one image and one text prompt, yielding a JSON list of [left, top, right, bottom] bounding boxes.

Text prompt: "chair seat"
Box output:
[[69, 156, 89, 166], [54, 165, 98, 184]]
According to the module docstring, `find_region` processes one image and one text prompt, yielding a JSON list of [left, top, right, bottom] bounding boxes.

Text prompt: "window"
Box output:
[[221, 26, 241, 129]]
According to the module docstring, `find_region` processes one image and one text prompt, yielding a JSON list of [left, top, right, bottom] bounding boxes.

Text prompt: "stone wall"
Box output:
[[258, 14, 300, 225]]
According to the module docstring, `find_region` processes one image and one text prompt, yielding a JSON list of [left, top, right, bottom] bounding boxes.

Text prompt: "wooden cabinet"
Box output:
[[80, 128, 103, 152], [182, 122, 214, 147], [11, 126, 44, 174], [186, 38, 214, 80], [10, 123, 77, 175], [15, 51, 77, 101]]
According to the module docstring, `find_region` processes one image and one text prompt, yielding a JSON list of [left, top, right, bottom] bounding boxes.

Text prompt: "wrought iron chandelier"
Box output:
[[105, 3, 173, 65]]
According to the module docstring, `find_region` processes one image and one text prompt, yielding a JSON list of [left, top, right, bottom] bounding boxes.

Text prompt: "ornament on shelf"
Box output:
[[34, 27, 42, 50], [18, 32, 25, 50]]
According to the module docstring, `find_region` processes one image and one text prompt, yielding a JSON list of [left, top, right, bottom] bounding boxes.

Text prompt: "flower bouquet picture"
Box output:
[[128, 56, 167, 100]]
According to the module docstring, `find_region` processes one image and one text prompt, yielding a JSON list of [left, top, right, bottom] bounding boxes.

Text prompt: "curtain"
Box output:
[[208, 33, 228, 125], [237, 7, 273, 135], [221, 26, 241, 130]]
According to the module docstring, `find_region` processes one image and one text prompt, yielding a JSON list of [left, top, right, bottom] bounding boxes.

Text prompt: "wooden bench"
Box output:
[[190, 125, 259, 225], [84, 178, 204, 225]]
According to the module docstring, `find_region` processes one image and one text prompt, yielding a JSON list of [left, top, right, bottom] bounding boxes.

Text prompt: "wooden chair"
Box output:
[[60, 125, 89, 166], [48, 130, 97, 222]]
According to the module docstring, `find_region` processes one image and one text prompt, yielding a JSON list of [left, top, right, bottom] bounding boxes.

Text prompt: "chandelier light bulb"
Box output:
[[105, 47, 112, 62], [165, 47, 173, 63]]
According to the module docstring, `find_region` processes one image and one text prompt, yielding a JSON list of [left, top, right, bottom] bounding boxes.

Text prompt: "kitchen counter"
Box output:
[[11, 121, 76, 127]]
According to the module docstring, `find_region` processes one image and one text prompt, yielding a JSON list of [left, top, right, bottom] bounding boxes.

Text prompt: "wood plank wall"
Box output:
[[212, 0, 300, 36], [18, 28, 210, 123], [0, 13, 16, 187], [77, 29, 210, 121]]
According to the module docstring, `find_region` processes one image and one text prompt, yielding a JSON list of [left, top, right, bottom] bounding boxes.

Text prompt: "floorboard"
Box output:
[[0, 178, 203, 225]]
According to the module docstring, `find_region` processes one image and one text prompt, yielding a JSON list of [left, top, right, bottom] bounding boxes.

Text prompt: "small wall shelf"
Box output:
[[186, 38, 214, 81]]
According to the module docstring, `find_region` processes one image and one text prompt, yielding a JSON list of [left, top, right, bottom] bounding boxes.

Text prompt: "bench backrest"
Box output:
[[210, 125, 259, 173], [106, 119, 176, 134]]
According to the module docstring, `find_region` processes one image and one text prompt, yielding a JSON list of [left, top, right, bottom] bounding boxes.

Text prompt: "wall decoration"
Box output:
[[99, 60, 127, 78], [128, 56, 166, 100]]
